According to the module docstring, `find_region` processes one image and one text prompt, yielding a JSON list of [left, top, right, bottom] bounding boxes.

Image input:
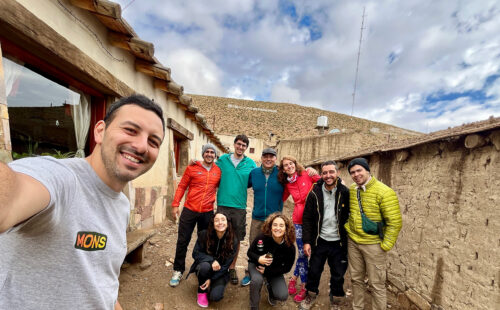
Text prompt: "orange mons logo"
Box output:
[[74, 231, 107, 251]]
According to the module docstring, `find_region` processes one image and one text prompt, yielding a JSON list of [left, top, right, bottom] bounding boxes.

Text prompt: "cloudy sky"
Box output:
[[114, 0, 500, 133]]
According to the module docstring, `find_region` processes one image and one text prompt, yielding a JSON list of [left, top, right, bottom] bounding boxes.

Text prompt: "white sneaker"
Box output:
[[169, 270, 182, 287]]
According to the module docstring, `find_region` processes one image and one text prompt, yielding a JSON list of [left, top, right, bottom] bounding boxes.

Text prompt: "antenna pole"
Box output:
[[351, 7, 366, 117]]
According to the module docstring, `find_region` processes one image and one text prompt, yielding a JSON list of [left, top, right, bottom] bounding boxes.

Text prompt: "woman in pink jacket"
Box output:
[[278, 155, 320, 303]]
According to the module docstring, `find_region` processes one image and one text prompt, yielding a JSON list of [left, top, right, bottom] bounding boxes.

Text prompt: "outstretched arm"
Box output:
[[0, 162, 50, 233]]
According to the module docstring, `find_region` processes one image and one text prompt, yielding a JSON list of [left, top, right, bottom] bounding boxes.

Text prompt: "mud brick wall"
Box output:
[[335, 129, 500, 310], [277, 131, 393, 165]]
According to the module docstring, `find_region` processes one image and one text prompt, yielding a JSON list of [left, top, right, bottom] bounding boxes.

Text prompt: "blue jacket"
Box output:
[[249, 166, 284, 221]]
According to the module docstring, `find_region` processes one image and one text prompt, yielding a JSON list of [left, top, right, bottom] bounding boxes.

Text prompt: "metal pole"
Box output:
[[351, 7, 366, 117]]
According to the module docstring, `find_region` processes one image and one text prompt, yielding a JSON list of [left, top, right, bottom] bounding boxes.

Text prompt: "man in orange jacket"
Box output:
[[169, 143, 222, 287]]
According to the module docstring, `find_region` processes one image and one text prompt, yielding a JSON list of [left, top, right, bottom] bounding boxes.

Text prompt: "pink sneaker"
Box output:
[[197, 293, 208, 308], [294, 287, 307, 303], [288, 278, 297, 295]]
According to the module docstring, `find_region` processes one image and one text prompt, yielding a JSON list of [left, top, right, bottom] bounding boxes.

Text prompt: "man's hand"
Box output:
[[200, 279, 211, 290], [305, 167, 318, 177], [212, 260, 221, 271], [304, 243, 311, 257], [171, 206, 180, 220], [189, 159, 198, 166]]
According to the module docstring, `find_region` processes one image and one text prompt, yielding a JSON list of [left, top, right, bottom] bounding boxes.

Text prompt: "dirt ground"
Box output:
[[118, 193, 402, 310]]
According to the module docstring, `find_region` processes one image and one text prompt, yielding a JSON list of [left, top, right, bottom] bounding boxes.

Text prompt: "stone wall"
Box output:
[[332, 129, 500, 310]]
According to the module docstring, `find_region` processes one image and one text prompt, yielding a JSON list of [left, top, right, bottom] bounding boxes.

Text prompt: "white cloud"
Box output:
[[226, 86, 254, 100], [165, 49, 224, 96], [270, 83, 301, 103]]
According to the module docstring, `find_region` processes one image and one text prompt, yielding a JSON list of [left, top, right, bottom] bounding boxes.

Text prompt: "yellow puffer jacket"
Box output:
[[345, 176, 402, 251]]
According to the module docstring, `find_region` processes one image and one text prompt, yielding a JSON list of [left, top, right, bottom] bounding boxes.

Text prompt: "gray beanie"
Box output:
[[348, 158, 370, 173], [202, 143, 217, 156]]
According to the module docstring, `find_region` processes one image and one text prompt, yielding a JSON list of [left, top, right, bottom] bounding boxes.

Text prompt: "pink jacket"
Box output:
[[283, 171, 321, 224]]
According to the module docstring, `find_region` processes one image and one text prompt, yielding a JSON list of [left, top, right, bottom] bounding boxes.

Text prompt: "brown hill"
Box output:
[[190, 94, 420, 140]]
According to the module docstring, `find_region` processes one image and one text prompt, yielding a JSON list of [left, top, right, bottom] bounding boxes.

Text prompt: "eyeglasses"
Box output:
[[235, 142, 247, 148]]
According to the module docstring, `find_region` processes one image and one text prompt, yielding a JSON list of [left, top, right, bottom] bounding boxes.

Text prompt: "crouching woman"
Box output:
[[248, 212, 296, 309], [187, 212, 238, 308]]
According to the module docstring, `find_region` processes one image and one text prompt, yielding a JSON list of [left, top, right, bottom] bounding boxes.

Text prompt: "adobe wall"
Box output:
[[277, 130, 391, 164], [333, 130, 500, 310]]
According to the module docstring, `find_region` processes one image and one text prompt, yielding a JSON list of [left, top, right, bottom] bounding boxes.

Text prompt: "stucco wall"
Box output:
[[333, 130, 500, 310]]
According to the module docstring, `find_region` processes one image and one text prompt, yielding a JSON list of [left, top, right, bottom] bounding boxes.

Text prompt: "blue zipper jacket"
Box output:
[[249, 166, 284, 221]]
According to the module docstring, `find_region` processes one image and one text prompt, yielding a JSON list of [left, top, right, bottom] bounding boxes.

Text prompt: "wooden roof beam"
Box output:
[[70, 0, 121, 19], [108, 32, 154, 61], [135, 61, 171, 81], [154, 79, 183, 96]]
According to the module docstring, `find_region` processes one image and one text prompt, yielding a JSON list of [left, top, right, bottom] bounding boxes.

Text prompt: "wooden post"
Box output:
[[396, 150, 409, 162], [465, 134, 485, 149], [489, 131, 500, 151]]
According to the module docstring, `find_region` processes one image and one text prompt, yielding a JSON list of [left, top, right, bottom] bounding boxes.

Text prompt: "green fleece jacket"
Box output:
[[345, 176, 402, 251], [216, 153, 256, 209]]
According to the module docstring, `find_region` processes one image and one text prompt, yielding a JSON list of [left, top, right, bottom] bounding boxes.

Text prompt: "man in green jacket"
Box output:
[[216, 134, 256, 284], [345, 158, 402, 310]]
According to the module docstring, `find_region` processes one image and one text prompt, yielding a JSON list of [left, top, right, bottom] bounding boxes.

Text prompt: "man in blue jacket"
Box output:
[[241, 148, 284, 286]]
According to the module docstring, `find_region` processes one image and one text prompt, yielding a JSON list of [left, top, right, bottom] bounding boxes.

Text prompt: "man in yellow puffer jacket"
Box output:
[[345, 158, 402, 310]]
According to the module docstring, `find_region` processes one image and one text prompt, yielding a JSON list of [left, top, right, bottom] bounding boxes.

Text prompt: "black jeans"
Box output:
[[173, 208, 213, 273], [306, 238, 348, 296], [196, 262, 229, 301]]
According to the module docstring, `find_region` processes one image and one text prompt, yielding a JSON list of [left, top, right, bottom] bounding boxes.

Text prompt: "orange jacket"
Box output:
[[172, 161, 221, 213]]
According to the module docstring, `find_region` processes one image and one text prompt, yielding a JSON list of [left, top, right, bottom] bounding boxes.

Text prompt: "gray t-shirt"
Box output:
[[0, 157, 129, 310], [230, 153, 243, 168]]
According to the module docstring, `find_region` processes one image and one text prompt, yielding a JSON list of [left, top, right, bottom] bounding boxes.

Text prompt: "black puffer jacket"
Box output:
[[302, 178, 350, 251]]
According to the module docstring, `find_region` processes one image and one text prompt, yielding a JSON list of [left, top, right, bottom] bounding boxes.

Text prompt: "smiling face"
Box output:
[[214, 213, 228, 233], [96, 104, 164, 189], [271, 217, 286, 240], [349, 164, 370, 186], [261, 154, 277, 169], [321, 164, 338, 188], [282, 159, 296, 176], [233, 139, 248, 157], [203, 148, 216, 165]]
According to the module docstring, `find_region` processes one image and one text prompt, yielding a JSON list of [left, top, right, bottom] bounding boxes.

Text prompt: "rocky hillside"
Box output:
[[190, 95, 420, 140]]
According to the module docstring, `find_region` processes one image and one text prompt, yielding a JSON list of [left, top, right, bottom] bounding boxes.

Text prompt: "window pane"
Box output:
[[3, 57, 79, 159]]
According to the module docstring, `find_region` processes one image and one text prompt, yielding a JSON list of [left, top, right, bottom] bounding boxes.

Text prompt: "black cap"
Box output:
[[262, 148, 277, 156], [348, 158, 370, 173]]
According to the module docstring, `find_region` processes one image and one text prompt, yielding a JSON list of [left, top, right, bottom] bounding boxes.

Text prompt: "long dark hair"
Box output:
[[261, 212, 296, 247], [205, 212, 235, 260], [278, 155, 305, 185]]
